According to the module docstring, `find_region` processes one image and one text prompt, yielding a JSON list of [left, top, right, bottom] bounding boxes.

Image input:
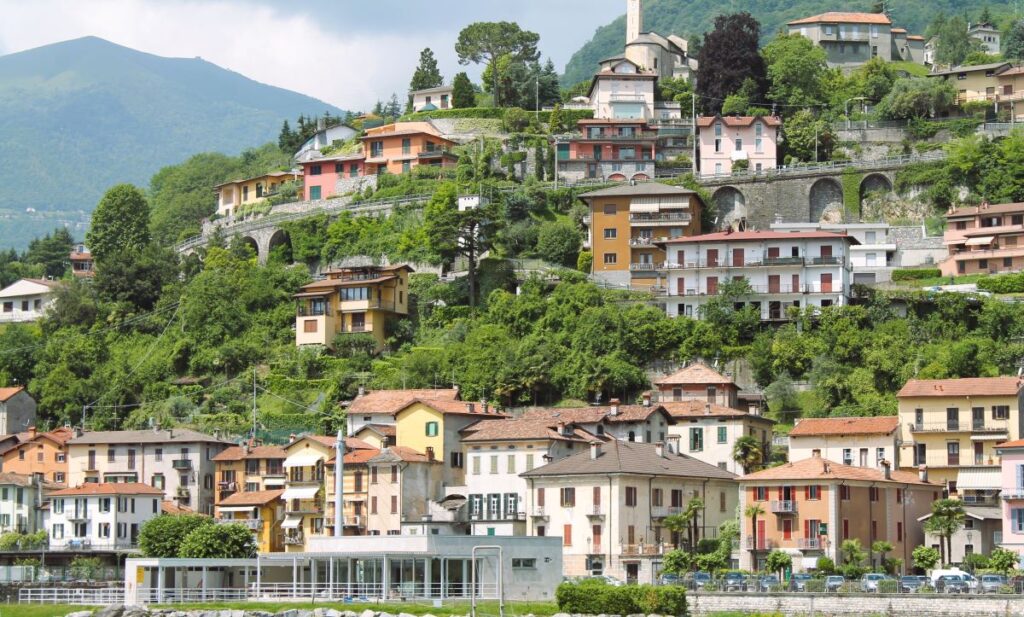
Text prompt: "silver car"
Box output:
[[860, 573, 887, 592], [980, 574, 1007, 594]]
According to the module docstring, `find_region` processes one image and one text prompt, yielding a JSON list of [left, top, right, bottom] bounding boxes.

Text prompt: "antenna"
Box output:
[[252, 367, 258, 439]]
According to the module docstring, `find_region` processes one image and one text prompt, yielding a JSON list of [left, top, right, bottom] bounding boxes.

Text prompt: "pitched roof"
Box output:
[[346, 388, 460, 415], [789, 416, 900, 437], [521, 404, 673, 425], [660, 400, 773, 423], [212, 444, 288, 462], [739, 456, 929, 485], [696, 115, 782, 128], [68, 428, 230, 445], [946, 202, 1024, 218], [662, 230, 853, 244], [161, 500, 195, 515], [788, 12, 892, 25], [996, 439, 1024, 449], [930, 62, 1010, 76], [218, 489, 284, 506], [394, 398, 508, 418], [460, 418, 604, 443], [356, 424, 396, 438], [521, 440, 736, 480], [655, 362, 735, 386], [907, 35, 925, 41], [0, 472, 36, 487], [578, 183, 696, 199], [897, 377, 1023, 398], [369, 446, 437, 464], [295, 435, 376, 451], [50, 482, 164, 496], [0, 387, 26, 402]]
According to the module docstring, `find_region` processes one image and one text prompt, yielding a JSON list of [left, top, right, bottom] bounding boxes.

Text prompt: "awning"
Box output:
[[284, 449, 325, 468], [281, 486, 319, 500], [218, 506, 257, 514], [971, 434, 1009, 441], [956, 467, 1001, 490], [965, 236, 995, 246], [263, 477, 286, 486], [282, 515, 303, 529]]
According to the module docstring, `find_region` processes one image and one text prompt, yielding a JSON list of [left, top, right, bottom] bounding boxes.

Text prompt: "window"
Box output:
[[401, 138, 411, 155], [310, 165, 322, 176], [994, 405, 1010, 420], [896, 489, 903, 504], [371, 497, 378, 514], [869, 486, 879, 502], [127, 449, 136, 470], [560, 487, 575, 507], [734, 138, 743, 151], [603, 204, 616, 215], [512, 558, 536, 569], [755, 487, 767, 501], [914, 443, 926, 466], [947, 442, 960, 466], [717, 426, 728, 444], [310, 186, 322, 200], [652, 488, 663, 507], [507, 454, 516, 474], [99, 498, 111, 513], [689, 427, 703, 452], [980, 259, 988, 270], [52, 524, 63, 539], [525, 454, 534, 470], [720, 491, 727, 512], [625, 486, 637, 507], [490, 455, 498, 474], [603, 228, 617, 239], [391, 495, 398, 514], [54, 472, 65, 483], [53, 499, 64, 514], [99, 523, 110, 538], [450, 452, 464, 468], [842, 448, 852, 466], [154, 448, 162, 462], [472, 456, 481, 475], [391, 465, 398, 483], [108, 448, 116, 463], [897, 521, 903, 542], [603, 253, 617, 265], [17, 449, 24, 461], [425, 421, 438, 437], [877, 448, 886, 464], [807, 485, 820, 500], [840, 485, 851, 501]]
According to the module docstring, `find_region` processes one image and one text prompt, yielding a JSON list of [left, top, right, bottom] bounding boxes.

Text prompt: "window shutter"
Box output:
[[804, 486, 809, 500], [777, 486, 783, 500], [803, 520, 809, 538]]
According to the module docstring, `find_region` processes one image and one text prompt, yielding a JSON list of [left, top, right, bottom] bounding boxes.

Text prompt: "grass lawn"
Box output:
[[890, 61, 929, 77], [0, 606, 93, 617], [888, 273, 988, 288], [152, 600, 559, 616]]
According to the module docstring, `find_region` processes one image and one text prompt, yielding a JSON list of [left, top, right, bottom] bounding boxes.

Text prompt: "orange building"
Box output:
[[361, 122, 458, 175], [0, 426, 73, 485]]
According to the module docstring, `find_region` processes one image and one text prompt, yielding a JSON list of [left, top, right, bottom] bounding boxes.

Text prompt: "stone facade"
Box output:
[[689, 592, 1024, 616]]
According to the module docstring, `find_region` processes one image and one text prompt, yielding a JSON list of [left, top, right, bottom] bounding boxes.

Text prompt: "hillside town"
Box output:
[[8, 0, 1024, 615]]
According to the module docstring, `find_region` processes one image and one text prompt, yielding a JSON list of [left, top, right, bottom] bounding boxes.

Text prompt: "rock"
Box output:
[[552, 613, 571, 617], [95, 606, 126, 617], [67, 611, 93, 617], [379, 611, 394, 617], [359, 610, 376, 617], [324, 610, 342, 617], [340, 612, 357, 617], [398, 612, 416, 617], [276, 610, 299, 617]]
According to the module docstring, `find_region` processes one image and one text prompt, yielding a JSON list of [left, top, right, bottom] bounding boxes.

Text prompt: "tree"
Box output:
[[384, 94, 401, 120], [840, 538, 868, 578], [139, 514, 213, 557], [848, 57, 898, 103], [745, 503, 765, 553], [455, 22, 540, 107], [1006, 21, 1024, 60], [423, 183, 496, 308], [912, 545, 941, 571], [872, 540, 894, 571], [409, 47, 444, 93], [764, 550, 792, 581], [86, 184, 151, 265], [451, 72, 476, 108], [278, 120, 294, 152], [988, 547, 1018, 574], [732, 434, 764, 474], [783, 109, 832, 163], [178, 522, 257, 558], [535, 221, 581, 267], [761, 33, 829, 108], [70, 556, 102, 580], [94, 244, 178, 311], [696, 13, 767, 114], [875, 78, 956, 120], [924, 498, 965, 566], [935, 15, 982, 65]]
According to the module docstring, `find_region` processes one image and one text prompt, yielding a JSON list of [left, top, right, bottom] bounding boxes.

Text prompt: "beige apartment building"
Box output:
[[788, 12, 896, 68], [898, 377, 1024, 491], [522, 440, 737, 584], [663, 400, 774, 476], [929, 62, 1011, 104], [788, 416, 901, 469], [364, 446, 444, 536], [66, 429, 231, 515], [940, 201, 1024, 276]]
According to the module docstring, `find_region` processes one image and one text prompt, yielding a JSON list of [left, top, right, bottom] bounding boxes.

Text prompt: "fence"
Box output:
[[18, 587, 124, 605], [133, 581, 501, 604], [699, 151, 946, 182]]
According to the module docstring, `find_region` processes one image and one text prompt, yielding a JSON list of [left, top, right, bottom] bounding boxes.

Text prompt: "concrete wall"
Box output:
[[689, 592, 1024, 616]]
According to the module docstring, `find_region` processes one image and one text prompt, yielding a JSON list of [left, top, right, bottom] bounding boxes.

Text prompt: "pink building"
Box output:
[[697, 115, 781, 177], [298, 153, 367, 201], [996, 440, 1024, 556]]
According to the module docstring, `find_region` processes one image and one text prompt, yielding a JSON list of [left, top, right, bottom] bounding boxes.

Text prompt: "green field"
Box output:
[[152, 601, 558, 616], [0, 606, 93, 617]]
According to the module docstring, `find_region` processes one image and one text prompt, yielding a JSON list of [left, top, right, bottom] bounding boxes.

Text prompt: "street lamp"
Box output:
[[845, 97, 868, 129]]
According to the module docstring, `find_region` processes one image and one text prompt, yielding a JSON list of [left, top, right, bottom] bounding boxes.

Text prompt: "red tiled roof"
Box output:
[[218, 489, 284, 506], [395, 398, 508, 418], [303, 436, 376, 450], [328, 447, 382, 465], [907, 35, 925, 41], [655, 362, 734, 386], [891, 28, 907, 33], [997, 439, 1024, 449], [898, 377, 1023, 397], [161, 500, 195, 515], [370, 446, 437, 464], [788, 12, 892, 25], [662, 230, 852, 244], [947, 202, 1024, 218], [521, 404, 671, 425], [346, 389, 460, 415], [460, 418, 604, 443], [661, 400, 773, 422], [0, 387, 25, 402], [696, 115, 782, 128], [213, 444, 288, 461], [789, 416, 899, 437], [51, 482, 164, 496], [739, 457, 928, 485], [356, 424, 396, 438]]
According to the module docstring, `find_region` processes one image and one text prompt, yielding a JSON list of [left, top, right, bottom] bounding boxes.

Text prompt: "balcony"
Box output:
[[66, 511, 89, 522], [283, 533, 305, 546], [531, 507, 548, 519], [808, 256, 843, 266], [629, 212, 692, 225], [218, 481, 238, 492], [577, 131, 659, 142], [907, 421, 1009, 434], [297, 306, 331, 317], [175, 487, 191, 499], [770, 500, 798, 514], [418, 148, 456, 160], [172, 459, 192, 470], [797, 537, 821, 550], [629, 262, 657, 271], [744, 536, 776, 550], [218, 518, 262, 531], [621, 542, 674, 556], [763, 256, 807, 266], [1002, 489, 1024, 500], [587, 505, 605, 519], [609, 94, 648, 103]]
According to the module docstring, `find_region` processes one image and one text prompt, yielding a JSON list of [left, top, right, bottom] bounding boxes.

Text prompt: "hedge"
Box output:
[[977, 272, 1024, 293], [401, 106, 594, 125], [556, 580, 687, 616], [891, 268, 941, 281]]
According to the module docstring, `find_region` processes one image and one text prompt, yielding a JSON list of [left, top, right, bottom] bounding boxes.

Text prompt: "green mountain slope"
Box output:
[[562, 0, 1013, 85], [0, 37, 345, 249]]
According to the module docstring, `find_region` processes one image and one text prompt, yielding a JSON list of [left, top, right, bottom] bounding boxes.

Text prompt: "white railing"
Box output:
[[19, 587, 124, 605], [699, 151, 946, 182], [136, 581, 500, 604]]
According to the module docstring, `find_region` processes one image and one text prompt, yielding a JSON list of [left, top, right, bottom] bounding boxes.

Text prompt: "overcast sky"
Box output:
[[0, 0, 624, 110]]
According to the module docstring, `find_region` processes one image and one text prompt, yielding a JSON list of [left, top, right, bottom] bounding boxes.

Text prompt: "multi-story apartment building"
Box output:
[[940, 202, 1024, 276], [212, 442, 286, 505], [969, 22, 1001, 55], [361, 122, 458, 175], [580, 182, 704, 289], [656, 230, 856, 321], [929, 62, 1011, 104], [522, 440, 737, 584], [663, 400, 774, 475], [737, 454, 937, 572], [324, 444, 380, 537], [1, 425, 72, 485], [521, 400, 675, 445], [586, 58, 657, 121], [69, 244, 94, 279], [48, 483, 164, 550], [697, 115, 781, 177], [65, 428, 231, 515], [454, 416, 603, 536], [0, 472, 48, 533], [298, 153, 369, 201], [213, 171, 302, 217], [995, 439, 1024, 555], [345, 387, 460, 436], [294, 264, 413, 350], [558, 118, 657, 183], [922, 503, 1002, 564], [788, 417, 901, 470], [897, 377, 1024, 491], [653, 362, 743, 409], [216, 489, 285, 553], [391, 398, 506, 479], [365, 446, 444, 536], [788, 12, 911, 68]]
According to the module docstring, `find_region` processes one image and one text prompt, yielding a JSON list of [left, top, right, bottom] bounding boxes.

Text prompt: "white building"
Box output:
[[294, 124, 357, 158], [66, 428, 231, 515], [520, 400, 676, 444], [0, 279, 59, 323], [0, 387, 36, 435], [588, 58, 658, 120], [410, 85, 455, 112], [656, 230, 857, 321], [969, 22, 1001, 55], [663, 400, 775, 476], [48, 482, 164, 550], [788, 416, 901, 469], [0, 472, 47, 533]]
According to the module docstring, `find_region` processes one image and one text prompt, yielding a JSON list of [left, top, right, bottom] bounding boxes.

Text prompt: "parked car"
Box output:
[[688, 572, 712, 589], [825, 575, 846, 592], [758, 574, 781, 592], [980, 574, 1007, 594], [899, 575, 928, 593], [659, 573, 681, 586], [961, 572, 979, 592], [936, 575, 969, 594], [860, 573, 888, 592], [722, 572, 748, 592], [789, 573, 813, 591]]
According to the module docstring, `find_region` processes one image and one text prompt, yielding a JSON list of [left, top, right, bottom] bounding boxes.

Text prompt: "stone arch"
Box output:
[[608, 173, 627, 182], [239, 235, 259, 258], [809, 178, 844, 222], [712, 186, 747, 230], [267, 229, 292, 263], [860, 173, 893, 201], [631, 172, 650, 181]]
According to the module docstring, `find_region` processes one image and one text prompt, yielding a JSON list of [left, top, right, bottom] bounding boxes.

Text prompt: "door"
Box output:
[[768, 275, 781, 293], [820, 245, 833, 261], [706, 277, 718, 295], [676, 278, 685, 296], [973, 407, 985, 430], [707, 249, 719, 267], [947, 408, 960, 431], [782, 519, 792, 541], [975, 442, 984, 465], [820, 273, 832, 293], [594, 145, 602, 161], [792, 274, 800, 294], [732, 248, 744, 267], [947, 442, 960, 466]]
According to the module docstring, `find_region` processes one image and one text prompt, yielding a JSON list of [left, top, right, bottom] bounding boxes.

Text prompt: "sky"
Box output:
[[0, 0, 624, 111]]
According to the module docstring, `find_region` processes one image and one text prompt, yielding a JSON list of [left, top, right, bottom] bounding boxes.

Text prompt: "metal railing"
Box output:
[[217, 518, 262, 530], [659, 256, 845, 269], [577, 131, 660, 141], [622, 542, 675, 556], [771, 500, 798, 514], [48, 540, 139, 551], [699, 151, 946, 182], [907, 422, 1009, 433], [19, 587, 124, 605], [136, 581, 501, 603], [296, 306, 330, 317], [629, 212, 692, 224], [797, 537, 821, 549]]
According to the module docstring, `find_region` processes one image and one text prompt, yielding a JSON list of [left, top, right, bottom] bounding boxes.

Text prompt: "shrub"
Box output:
[[815, 556, 836, 574], [805, 579, 826, 593], [977, 272, 1024, 293], [0, 532, 21, 550], [891, 268, 942, 281], [577, 250, 593, 273], [877, 579, 899, 594], [556, 580, 687, 616], [732, 159, 750, 172]]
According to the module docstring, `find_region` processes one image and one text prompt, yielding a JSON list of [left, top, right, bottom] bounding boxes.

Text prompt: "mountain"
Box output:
[[0, 37, 345, 249], [562, 0, 1012, 86]]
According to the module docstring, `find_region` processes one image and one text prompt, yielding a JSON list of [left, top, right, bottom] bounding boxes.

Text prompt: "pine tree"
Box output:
[[372, 100, 385, 116], [548, 103, 564, 134], [452, 72, 476, 108], [278, 120, 294, 152], [385, 94, 401, 120], [409, 47, 444, 92]]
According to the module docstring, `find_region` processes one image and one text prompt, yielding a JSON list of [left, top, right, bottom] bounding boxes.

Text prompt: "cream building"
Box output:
[[663, 400, 774, 475], [788, 416, 901, 469], [48, 482, 164, 550], [0, 472, 49, 533], [522, 440, 737, 584], [365, 446, 444, 536]]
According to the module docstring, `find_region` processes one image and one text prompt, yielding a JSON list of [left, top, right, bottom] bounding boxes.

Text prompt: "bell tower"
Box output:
[[626, 0, 643, 44]]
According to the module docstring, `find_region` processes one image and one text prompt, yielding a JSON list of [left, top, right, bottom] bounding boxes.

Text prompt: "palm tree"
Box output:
[[733, 435, 764, 474], [745, 503, 766, 554], [683, 497, 704, 546], [872, 540, 895, 572], [924, 498, 965, 566], [841, 538, 867, 571]]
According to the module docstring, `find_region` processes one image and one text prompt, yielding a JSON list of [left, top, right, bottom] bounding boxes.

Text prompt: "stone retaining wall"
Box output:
[[688, 592, 1024, 616]]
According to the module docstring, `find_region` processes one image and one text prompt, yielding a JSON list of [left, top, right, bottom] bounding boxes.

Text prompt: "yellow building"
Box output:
[[294, 264, 413, 350], [351, 424, 395, 450], [324, 445, 379, 536], [214, 171, 302, 217], [212, 443, 287, 506], [392, 399, 506, 462], [929, 62, 1011, 104], [897, 376, 1024, 490], [216, 489, 285, 552]]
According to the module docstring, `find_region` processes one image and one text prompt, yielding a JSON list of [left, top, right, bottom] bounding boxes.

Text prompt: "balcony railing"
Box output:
[[629, 212, 692, 224], [907, 422, 1009, 434], [283, 534, 305, 546], [744, 536, 775, 550], [172, 459, 192, 470], [797, 537, 821, 550], [587, 505, 605, 517], [297, 306, 331, 317], [578, 131, 659, 141], [531, 507, 548, 518], [621, 542, 675, 556], [630, 263, 657, 271], [48, 540, 140, 552], [659, 256, 845, 269], [770, 500, 798, 514], [217, 518, 262, 531], [1001, 489, 1024, 500]]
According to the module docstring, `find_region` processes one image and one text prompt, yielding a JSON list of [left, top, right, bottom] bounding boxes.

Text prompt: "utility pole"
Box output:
[[251, 367, 258, 440], [691, 94, 697, 176], [535, 77, 540, 123]]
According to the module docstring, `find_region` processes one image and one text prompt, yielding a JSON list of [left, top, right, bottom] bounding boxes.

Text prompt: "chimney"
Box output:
[[811, 448, 821, 458], [610, 398, 620, 416], [557, 422, 566, 436], [27, 426, 36, 439], [357, 385, 366, 397], [655, 442, 665, 458], [453, 384, 460, 396], [919, 464, 928, 483], [466, 402, 476, 413], [74, 427, 83, 438], [153, 422, 160, 434], [704, 402, 711, 416], [642, 393, 652, 407], [590, 442, 601, 460], [881, 460, 891, 480], [242, 442, 250, 455], [289, 433, 297, 444]]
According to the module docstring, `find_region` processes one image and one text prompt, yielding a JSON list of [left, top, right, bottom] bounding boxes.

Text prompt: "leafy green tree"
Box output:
[[875, 78, 956, 120], [179, 522, 257, 558], [423, 183, 496, 307], [659, 77, 694, 111], [816, 556, 836, 574], [535, 220, 581, 267], [912, 545, 941, 571], [455, 22, 540, 107], [847, 57, 897, 103], [696, 12, 767, 114], [782, 109, 831, 163], [872, 540, 894, 571], [139, 514, 214, 557], [409, 47, 444, 94], [935, 15, 982, 65], [86, 184, 151, 265], [1005, 21, 1024, 60], [451, 72, 476, 108], [69, 556, 102, 579], [765, 550, 792, 580], [745, 503, 765, 553], [94, 244, 178, 311], [761, 33, 829, 108], [732, 435, 764, 474], [988, 547, 1018, 574], [840, 538, 868, 577], [25, 228, 75, 279], [924, 498, 965, 566]]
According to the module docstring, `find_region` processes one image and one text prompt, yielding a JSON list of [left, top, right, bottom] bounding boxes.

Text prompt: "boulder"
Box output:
[[95, 605, 126, 617], [359, 609, 376, 617]]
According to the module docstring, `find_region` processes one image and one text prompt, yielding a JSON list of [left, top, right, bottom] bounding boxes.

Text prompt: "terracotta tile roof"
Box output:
[[897, 377, 1023, 398], [931, 62, 1010, 77], [521, 404, 672, 425], [51, 482, 164, 496], [997, 439, 1024, 449], [661, 400, 773, 423], [213, 444, 288, 462], [522, 440, 736, 480], [218, 489, 284, 506], [907, 35, 925, 41], [357, 424, 396, 437], [328, 447, 382, 465], [578, 183, 697, 199], [0, 387, 25, 402], [369, 446, 438, 464], [663, 230, 852, 244], [300, 435, 376, 450], [947, 202, 1024, 218], [891, 28, 907, 33], [346, 388, 460, 415], [696, 115, 782, 128], [160, 500, 195, 514], [460, 418, 603, 443], [788, 12, 892, 25], [391, 398, 509, 418], [0, 472, 36, 487], [739, 456, 929, 485], [789, 416, 899, 437], [69, 428, 230, 445], [655, 362, 734, 386]]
